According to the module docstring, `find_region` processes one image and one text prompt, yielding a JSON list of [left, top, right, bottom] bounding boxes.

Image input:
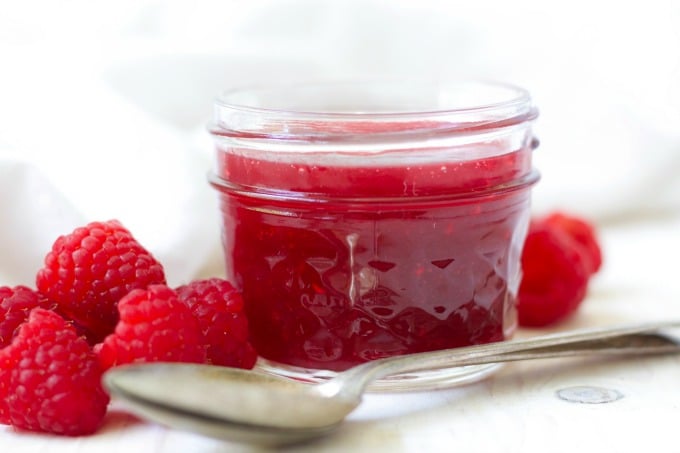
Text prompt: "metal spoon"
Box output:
[[104, 321, 680, 446]]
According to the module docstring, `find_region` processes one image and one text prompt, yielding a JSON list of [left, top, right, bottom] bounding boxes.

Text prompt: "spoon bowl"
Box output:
[[106, 365, 345, 445], [104, 321, 680, 446]]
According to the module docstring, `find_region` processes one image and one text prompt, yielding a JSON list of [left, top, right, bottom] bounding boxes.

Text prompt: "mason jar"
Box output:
[[209, 80, 539, 390]]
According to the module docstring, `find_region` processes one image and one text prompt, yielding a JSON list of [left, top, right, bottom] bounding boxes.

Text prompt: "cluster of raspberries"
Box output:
[[0, 220, 256, 436]]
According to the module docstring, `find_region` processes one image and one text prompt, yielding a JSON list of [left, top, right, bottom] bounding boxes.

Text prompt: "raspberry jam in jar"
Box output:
[[209, 81, 539, 389]]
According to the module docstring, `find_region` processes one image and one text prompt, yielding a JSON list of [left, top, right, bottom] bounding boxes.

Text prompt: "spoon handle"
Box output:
[[339, 320, 680, 386]]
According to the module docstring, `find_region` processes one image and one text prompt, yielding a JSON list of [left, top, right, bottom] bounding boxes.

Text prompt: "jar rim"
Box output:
[[214, 79, 532, 118], [210, 79, 537, 143]]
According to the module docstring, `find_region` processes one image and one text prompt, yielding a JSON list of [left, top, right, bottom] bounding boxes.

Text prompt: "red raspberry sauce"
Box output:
[[215, 146, 534, 371]]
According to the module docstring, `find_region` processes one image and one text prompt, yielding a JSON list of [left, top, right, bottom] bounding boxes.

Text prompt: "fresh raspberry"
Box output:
[[36, 220, 166, 343], [0, 308, 109, 435], [176, 278, 257, 369], [543, 212, 603, 275], [517, 219, 591, 327], [96, 285, 207, 370], [0, 286, 53, 348]]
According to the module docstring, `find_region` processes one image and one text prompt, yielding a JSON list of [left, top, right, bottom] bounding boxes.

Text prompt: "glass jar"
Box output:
[[209, 80, 539, 390]]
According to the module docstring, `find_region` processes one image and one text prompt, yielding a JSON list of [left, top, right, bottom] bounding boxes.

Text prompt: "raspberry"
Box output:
[[517, 218, 591, 327], [176, 278, 257, 369], [0, 308, 109, 435], [543, 212, 603, 275], [96, 285, 207, 370], [0, 286, 53, 348], [36, 220, 166, 343]]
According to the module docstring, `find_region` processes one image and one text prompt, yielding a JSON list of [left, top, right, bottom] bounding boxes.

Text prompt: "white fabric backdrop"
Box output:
[[0, 0, 678, 287]]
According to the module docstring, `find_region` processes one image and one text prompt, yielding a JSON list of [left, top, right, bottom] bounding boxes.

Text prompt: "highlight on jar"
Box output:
[[208, 80, 541, 390]]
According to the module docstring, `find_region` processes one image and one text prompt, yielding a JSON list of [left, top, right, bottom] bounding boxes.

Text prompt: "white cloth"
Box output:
[[0, 1, 679, 451]]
